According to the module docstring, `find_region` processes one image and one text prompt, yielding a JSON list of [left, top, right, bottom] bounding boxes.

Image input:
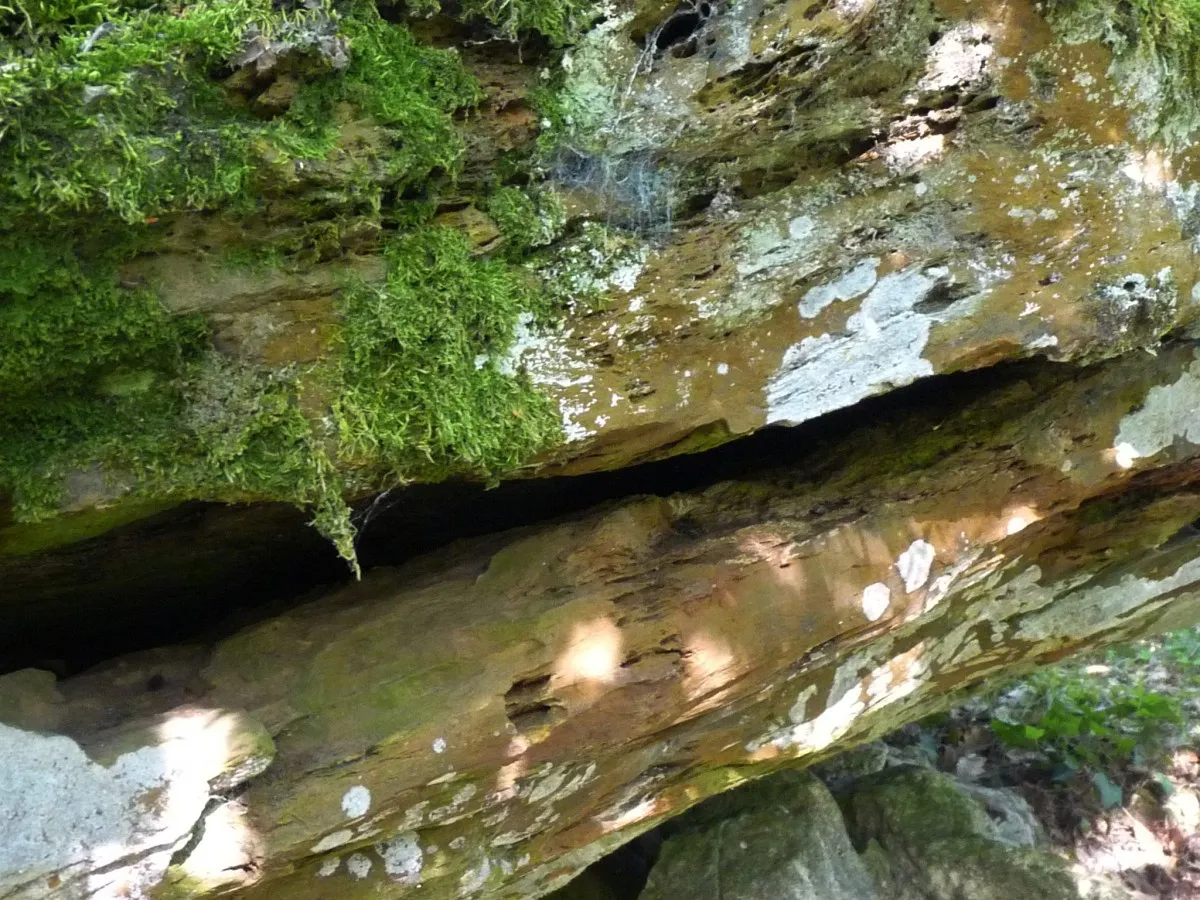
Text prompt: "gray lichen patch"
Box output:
[[1015, 553, 1200, 642], [799, 258, 881, 319], [765, 267, 974, 426], [1113, 354, 1200, 465], [0, 710, 273, 900]]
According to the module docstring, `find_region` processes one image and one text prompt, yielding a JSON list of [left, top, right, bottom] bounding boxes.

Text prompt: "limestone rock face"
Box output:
[[517, 0, 1200, 475]]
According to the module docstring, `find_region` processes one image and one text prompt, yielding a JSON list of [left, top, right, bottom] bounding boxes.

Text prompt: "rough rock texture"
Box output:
[[11, 0, 1200, 558], [7, 340, 1200, 898], [516, 0, 1200, 474], [11, 0, 1200, 894], [845, 769, 1080, 900], [630, 767, 1086, 900], [640, 772, 878, 900]]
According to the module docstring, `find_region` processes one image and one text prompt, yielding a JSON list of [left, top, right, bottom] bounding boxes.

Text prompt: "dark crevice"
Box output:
[[912, 279, 971, 314], [1, 356, 1078, 676], [639, 0, 717, 60]]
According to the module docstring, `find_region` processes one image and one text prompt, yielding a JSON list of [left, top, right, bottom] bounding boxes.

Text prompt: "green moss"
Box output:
[[1, 350, 358, 567], [0, 0, 481, 224], [1047, 0, 1200, 142], [485, 185, 565, 252], [333, 226, 562, 481], [403, 0, 593, 44], [0, 498, 175, 557], [0, 0, 581, 567]]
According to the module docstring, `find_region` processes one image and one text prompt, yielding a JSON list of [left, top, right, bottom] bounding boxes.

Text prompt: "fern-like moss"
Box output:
[[333, 226, 562, 482]]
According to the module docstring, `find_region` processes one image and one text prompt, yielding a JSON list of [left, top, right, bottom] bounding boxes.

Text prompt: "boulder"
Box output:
[[640, 772, 878, 900], [843, 769, 1079, 900]]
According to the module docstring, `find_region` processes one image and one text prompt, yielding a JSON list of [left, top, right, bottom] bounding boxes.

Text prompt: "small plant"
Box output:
[[990, 660, 1187, 807]]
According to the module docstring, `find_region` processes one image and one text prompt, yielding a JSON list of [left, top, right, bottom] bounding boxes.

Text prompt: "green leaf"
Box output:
[[1093, 771, 1123, 809]]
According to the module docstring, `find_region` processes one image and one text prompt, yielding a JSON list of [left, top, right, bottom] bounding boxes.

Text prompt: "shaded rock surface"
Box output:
[[6, 340, 1200, 898], [622, 766, 1090, 900], [640, 772, 878, 900], [845, 768, 1080, 900]]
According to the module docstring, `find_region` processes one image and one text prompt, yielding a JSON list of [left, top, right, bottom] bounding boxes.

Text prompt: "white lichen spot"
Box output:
[[1027, 333, 1059, 350], [433, 737, 447, 754], [798, 258, 880, 319], [376, 832, 423, 884], [311, 829, 353, 853], [347, 852, 373, 880], [318, 857, 341, 878], [766, 268, 972, 425], [342, 785, 371, 819], [609, 262, 644, 293], [861, 583, 891, 622], [495, 315, 600, 445], [449, 836, 467, 851], [918, 24, 994, 94], [717, 362, 729, 375], [895, 540, 936, 593]]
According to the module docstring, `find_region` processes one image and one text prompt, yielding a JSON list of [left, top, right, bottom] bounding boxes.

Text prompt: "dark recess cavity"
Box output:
[[1, 358, 1058, 677]]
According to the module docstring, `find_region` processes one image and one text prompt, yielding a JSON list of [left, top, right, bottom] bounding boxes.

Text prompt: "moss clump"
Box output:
[[0, 237, 204, 403], [0, 0, 568, 570], [1, 350, 357, 568], [484, 185, 565, 252], [403, 0, 593, 44], [334, 226, 562, 482], [0, 0, 481, 223], [1047, 0, 1200, 143]]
